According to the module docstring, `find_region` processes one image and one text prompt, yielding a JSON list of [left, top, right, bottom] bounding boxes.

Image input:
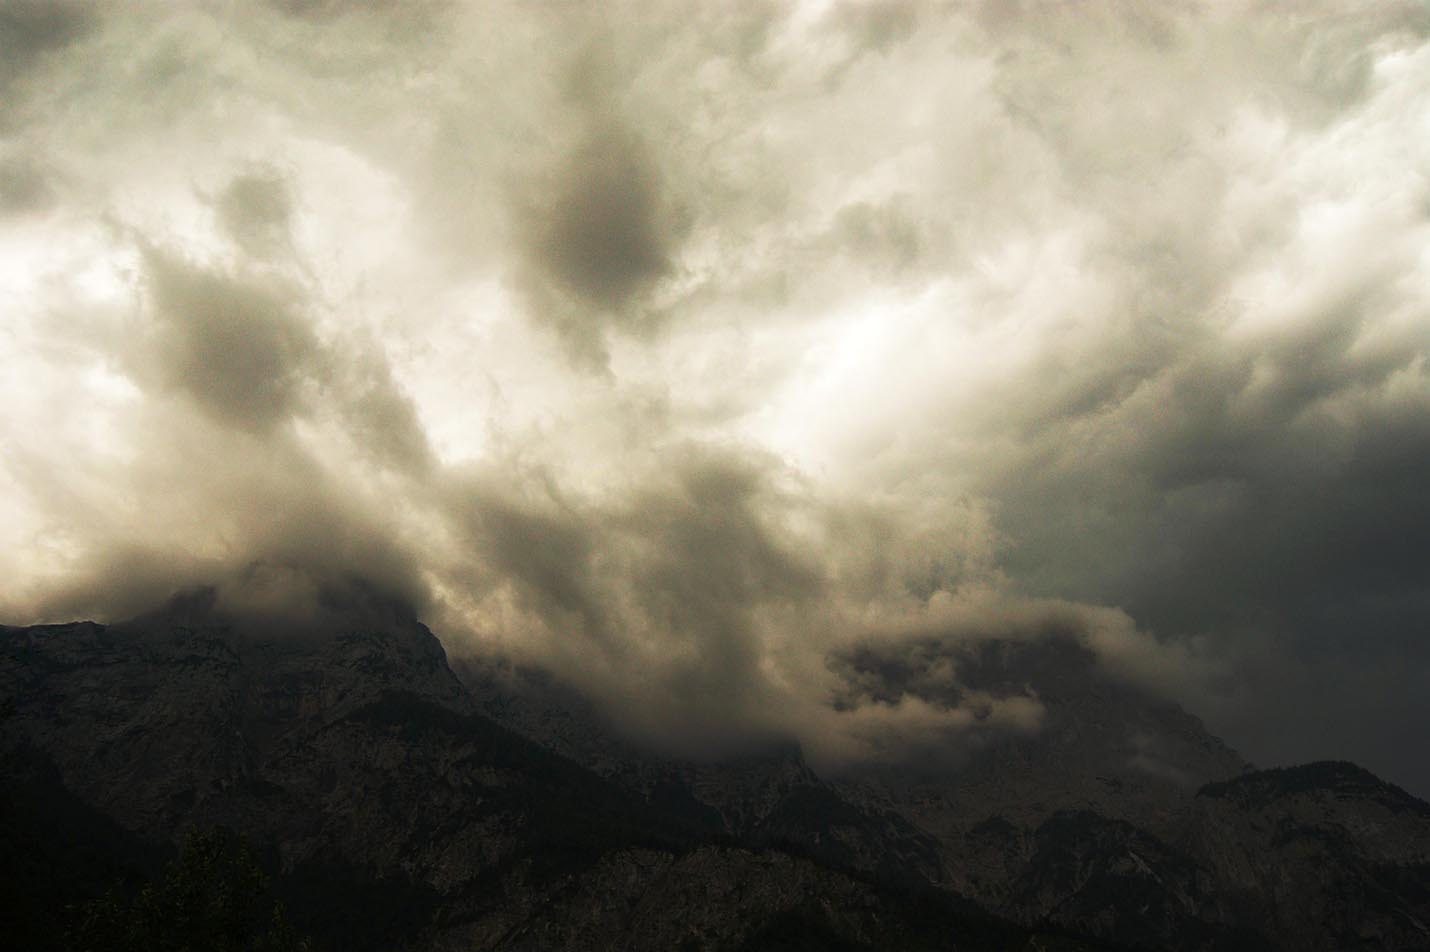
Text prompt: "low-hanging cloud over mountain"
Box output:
[[1, 1, 1427, 790]]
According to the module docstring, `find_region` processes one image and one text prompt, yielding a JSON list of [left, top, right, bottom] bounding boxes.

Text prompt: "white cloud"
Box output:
[[2, 0, 1428, 783]]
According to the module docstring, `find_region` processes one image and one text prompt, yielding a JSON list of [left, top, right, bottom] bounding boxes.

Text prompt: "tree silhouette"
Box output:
[[66, 828, 310, 952]]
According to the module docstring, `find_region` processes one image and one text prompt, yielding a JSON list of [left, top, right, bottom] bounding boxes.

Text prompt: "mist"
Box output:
[[2, 0, 1428, 790]]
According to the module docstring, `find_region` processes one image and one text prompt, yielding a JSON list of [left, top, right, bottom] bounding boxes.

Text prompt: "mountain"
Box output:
[[4, 592, 1429, 950], [454, 654, 948, 888], [457, 634, 1430, 950], [830, 636, 1250, 840], [0, 591, 1085, 951], [822, 636, 1430, 949], [1185, 763, 1430, 950]]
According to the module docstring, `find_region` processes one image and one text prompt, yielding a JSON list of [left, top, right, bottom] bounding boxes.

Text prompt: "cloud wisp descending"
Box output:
[[1, 1, 1428, 788]]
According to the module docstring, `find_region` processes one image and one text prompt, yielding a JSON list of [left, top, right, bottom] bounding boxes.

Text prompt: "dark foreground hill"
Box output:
[[3, 593, 1428, 950], [0, 593, 1090, 952]]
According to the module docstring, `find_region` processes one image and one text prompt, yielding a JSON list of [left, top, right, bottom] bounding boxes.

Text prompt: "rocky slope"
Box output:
[[1, 592, 1084, 951], [4, 594, 1429, 950], [830, 637, 1250, 840], [818, 636, 1430, 949], [1184, 762, 1430, 950], [455, 654, 948, 888], [458, 635, 1430, 950]]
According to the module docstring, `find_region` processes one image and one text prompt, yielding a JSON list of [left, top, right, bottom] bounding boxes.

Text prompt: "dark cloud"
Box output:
[[269, 0, 361, 16], [0, 2, 94, 136], [539, 123, 671, 310], [831, 631, 1110, 715], [140, 249, 320, 433], [448, 474, 616, 653], [33, 541, 225, 627], [8, 218, 437, 630], [835, 0, 920, 54], [1120, 407, 1430, 783], [2, 0, 1428, 790], [828, 199, 923, 273], [332, 342, 436, 473], [519, 105, 682, 364], [0, 1, 93, 85], [615, 452, 822, 705], [131, 238, 433, 474], [0, 154, 53, 216], [831, 639, 970, 712], [31, 440, 433, 634], [114, 571, 425, 649], [266, 0, 429, 21], [977, 252, 1430, 790], [216, 170, 293, 258], [822, 625, 1248, 825], [440, 447, 825, 756], [821, 632, 1059, 770]]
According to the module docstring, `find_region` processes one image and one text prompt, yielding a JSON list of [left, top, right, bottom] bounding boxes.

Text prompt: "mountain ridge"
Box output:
[[4, 598, 1428, 950]]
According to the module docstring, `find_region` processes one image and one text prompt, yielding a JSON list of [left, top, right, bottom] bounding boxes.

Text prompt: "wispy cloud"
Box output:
[[1, 0, 1427, 788]]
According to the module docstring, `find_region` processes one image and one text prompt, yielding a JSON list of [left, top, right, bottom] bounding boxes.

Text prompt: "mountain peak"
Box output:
[[6, 609, 1430, 951], [1199, 760, 1430, 816]]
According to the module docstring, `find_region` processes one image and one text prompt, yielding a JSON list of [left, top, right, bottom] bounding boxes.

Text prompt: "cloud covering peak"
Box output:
[[2, 1, 1428, 789]]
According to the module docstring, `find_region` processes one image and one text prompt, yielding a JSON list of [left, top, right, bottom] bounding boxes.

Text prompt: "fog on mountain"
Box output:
[[2, 2, 1429, 950]]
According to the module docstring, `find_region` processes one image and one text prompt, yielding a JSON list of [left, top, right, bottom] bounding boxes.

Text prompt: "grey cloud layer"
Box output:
[[0, 1, 94, 106], [2, 1, 1428, 789], [141, 250, 319, 432]]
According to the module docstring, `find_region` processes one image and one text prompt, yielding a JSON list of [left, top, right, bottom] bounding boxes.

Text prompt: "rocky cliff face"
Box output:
[[4, 598, 1429, 951], [2, 597, 687, 948], [1, 592, 471, 844], [455, 654, 948, 888], [1, 597, 1080, 951], [817, 637, 1430, 950], [831, 637, 1250, 840], [1184, 763, 1430, 950]]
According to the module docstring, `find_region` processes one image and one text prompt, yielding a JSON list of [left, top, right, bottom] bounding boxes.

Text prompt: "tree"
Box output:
[[66, 828, 311, 952]]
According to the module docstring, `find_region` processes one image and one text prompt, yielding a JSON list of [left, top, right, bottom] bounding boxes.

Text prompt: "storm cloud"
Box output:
[[2, 1, 1428, 791], [534, 120, 674, 312], [0, 1, 94, 99]]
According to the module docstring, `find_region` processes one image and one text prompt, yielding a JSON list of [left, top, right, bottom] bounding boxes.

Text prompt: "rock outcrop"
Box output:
[[4, 596, 1428, 950], [1, 596, 1081, 950]]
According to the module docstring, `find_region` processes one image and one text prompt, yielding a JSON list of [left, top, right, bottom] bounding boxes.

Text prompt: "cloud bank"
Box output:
[[1, 1, 1427, 788]]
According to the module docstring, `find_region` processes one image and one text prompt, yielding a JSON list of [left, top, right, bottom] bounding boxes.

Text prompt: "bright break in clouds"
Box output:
[[2, 1, 1428, 791]]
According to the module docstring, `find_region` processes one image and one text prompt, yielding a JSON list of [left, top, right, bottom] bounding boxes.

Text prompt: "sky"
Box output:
[[2, 0, 1428, 791]]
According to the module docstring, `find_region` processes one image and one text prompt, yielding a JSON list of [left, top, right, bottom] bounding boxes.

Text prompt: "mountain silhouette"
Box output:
[[4, 591, 1428, 950]]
